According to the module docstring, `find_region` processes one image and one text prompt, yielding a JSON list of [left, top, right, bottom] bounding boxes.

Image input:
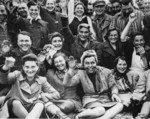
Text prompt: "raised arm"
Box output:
[[121, 13, 137, 42], [63, 56, 80, 86]]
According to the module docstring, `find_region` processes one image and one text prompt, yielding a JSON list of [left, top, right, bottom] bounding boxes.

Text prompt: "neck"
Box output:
[[27, 76, 34, 83], [97, 13, 105, 18]]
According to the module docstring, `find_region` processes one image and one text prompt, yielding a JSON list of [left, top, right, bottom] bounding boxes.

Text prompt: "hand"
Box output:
[[68, 56, 76, 69], [38, 53, 46, 63], [3, 57, 15, 70], [136, 47, 145, 56], [43, 44, 54, 54], [112, 94, 121, 102], [51, 92, 60, 100], [129, 12, 137, 23]]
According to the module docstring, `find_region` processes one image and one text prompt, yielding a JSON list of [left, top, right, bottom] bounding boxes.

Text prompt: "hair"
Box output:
[[105, 27, 120, 42], [48, 32, 64, 44], [113, 56, 128, 74], [27, 1, 39, 9], [21, 54, 38, 65], [74, 2, 86, 15], [51, 52, 68, 71], [77, 23, 90, 33], [43, 0, 56, 6], [130, 32, 144, 43], [17, 31, 33, 43]]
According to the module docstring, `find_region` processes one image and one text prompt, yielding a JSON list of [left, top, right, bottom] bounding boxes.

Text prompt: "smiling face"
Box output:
[[54, 55, 66, 71], [75, 4, 84, 17], [51, 36, 63, 51], [116, 59, 127, 74], [84, 56, 97, 74], [108, 30, 119, 44], [133, 35, 145, 49], [94, 2, 106, 16], [23, 61, 39, 78], [18, 3, 28, 18], [0, 5, 7, 22], [45, 0, 55, 12], [17, 34, 32, 52], [29, 5, 39, 19], [78, 27, 90, 41]]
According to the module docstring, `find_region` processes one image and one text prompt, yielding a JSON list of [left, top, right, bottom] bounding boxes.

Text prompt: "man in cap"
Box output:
[[92, 0, 113, 42]]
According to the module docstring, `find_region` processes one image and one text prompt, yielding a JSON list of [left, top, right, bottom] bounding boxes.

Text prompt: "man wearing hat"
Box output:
[[92, 0, 113, 42]]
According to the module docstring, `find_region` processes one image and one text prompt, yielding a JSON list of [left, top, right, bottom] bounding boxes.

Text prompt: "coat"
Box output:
[[64, 66, 118, 107], [100, 41, 123, 69], [46, 69, 81, 110], [71, 37, 103, 64], [92, 14, 113, 42], [17, 18, 49, 49], [112, 71, 139, 106], [40, 7, 63, 34], [0, 69, 59, 104]]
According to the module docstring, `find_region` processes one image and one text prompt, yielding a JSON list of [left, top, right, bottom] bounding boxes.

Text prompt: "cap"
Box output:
[[93, 0, 106, 7]]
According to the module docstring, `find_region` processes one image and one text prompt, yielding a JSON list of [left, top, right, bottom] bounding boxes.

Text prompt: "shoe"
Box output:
[[56, 110, 71, 119]]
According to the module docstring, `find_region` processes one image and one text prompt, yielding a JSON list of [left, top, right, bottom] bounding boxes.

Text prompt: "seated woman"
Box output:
[[45, 52, 81, 119], [121, 13, 150, 74], [0, 54, 60, 118], [112, 56, 139, 118], [100, 27, 123, 69], [63, 50, 123, 119]]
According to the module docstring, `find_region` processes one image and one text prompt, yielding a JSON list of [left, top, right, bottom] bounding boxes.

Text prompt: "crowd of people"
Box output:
[[0, 0, 150, 119]]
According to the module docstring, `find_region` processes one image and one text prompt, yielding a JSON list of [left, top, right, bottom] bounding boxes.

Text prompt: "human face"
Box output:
[[122, 3, 133, 17], [46, 0, 55, 12], [116, 59, 127, 74], [51, 37, 63, 51], [78, 27, 90, 41], [54, 55, 66, 71], [144, 0, 150, 11], [136, 0, 144, 8], [94, 2, 106, 16], [0, 5, 7, 22], [75, 4, 84, 17], [112, 2, 121, 14], [133, 35, 145, 49], [18, 3, 28, 18], [29, 6, 39, 19], [84, 56, 97, 74], [23, 61, 39, 78], [17, 34, 32, 52], [108, 30, 118, 44]]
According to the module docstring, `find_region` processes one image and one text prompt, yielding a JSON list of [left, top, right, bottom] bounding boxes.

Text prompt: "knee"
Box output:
[[59, 104, 72, 114], [94, 107, 105, 116], [12, 100, 22, 107]]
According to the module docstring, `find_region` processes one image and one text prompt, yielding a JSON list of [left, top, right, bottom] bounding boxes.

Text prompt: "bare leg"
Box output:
[[58, 100, 75, 113], [46, 103, 70, 119], [25, 102, 44, 119], [12, 100, 28, 118], [0, 96, 5, 104], [76, 107, 105, 119], [139, 102, 150, 116], [97, 103, 123, 119]]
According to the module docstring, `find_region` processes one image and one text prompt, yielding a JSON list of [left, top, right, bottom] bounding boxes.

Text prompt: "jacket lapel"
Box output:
[[103, 41, 115, 56]]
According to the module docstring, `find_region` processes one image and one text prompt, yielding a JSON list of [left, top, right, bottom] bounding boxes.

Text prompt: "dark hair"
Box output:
[[105, 27, 120, 42], [113, 56, 128, 74], [130, 32, 144, 43], [21, 53, 38, 65], [17, 31, 33, 43], [48, 32, 64, 44], [27, 1, 39, 9], [51, 52, 68, 71]]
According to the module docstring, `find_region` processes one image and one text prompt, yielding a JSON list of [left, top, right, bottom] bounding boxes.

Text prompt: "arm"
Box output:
[[121, 13, 137, 42], [41, 77, 60, 100]]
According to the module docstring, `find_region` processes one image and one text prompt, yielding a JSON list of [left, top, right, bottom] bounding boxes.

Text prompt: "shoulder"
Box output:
[[96, 66, 111, 74]]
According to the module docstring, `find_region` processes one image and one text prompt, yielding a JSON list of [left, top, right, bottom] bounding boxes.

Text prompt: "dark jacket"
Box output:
[[71, 37, 103, 64], [101, 41, 123, 69], [17, 18, 49, 49], [92, 14, 113, 42], [40, 7, 63, 34]]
